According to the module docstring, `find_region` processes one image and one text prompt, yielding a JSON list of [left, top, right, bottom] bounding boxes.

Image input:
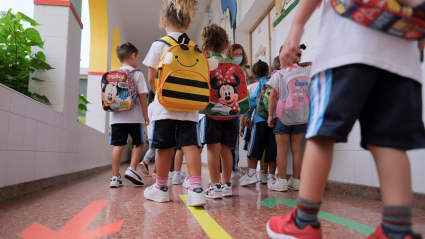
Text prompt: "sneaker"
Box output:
[[267, 207, 322, 239], [182, 176, 190, 189], [152, 169, 157, 177], [109, 175, 123, 188], [267, 176, 276, 186], [261, 174, 268, 184], [240, 173, 260, 186], [268, 178, 288, 192], [144, 184, 169, 203], [139, 161, 149, 175], [187, 187, 206, 207], [288, 177, 300, 191], [205, 184, 223, 199], [222, 183, 233, 197], [367, 226, 422, 239], [173, 172, 186, 185], [168, 171, 174, 179], [239, 173, 248, 183], [124, 167, 144, 186]]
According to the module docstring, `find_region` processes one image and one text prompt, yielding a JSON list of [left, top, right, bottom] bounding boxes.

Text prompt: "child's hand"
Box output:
[[244, 117, 251, 128], [280, 26, 304, 68], [239, 126, 244, 137], [144, 116, 150, 126], [267, 116, 275, 128]]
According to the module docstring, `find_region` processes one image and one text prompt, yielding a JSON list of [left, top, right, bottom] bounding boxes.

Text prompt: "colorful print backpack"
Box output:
[[331, 0, 425, 40], [101, 69, 138, 112], [156, 34, 211, 112], [205, 59, 250, 121], [255, 76, 272, 118], [276, 65, 311, 125]]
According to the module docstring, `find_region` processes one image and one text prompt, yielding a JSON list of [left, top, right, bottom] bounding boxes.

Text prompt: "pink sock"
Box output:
[[189, 176, 202, 191], [156, 176, 168, 189]]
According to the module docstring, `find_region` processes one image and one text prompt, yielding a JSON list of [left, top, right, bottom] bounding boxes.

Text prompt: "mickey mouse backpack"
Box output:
[[101, 69, 138, 112], [205, 54, 250, 120], [155, 33, 211, 112]]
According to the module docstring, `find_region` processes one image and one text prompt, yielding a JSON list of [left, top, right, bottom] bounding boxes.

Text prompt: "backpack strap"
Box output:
[[156, 33, 197, 47]]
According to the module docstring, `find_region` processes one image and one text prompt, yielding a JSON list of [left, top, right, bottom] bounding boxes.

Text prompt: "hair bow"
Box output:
[[214, 66, 237, 86]]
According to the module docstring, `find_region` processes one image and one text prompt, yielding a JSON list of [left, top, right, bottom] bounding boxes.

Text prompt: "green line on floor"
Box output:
[[180, 195, 232, 239], [261, 197, 375, 235]]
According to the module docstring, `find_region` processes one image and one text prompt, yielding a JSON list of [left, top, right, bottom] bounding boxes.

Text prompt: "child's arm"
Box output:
[[148, 67, 157, 94], [239, 114, 246, 137], [268, 88, 278, 128], [280, 0, 322, 68], [139, 93, 149, 126]]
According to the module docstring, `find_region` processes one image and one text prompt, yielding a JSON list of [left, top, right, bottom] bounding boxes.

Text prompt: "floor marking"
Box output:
[[19, 200, 123, 239], [179, 195, 232, 239], [261, 197, 375, 235]]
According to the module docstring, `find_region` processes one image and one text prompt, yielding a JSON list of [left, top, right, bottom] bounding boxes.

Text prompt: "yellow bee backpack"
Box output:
[[156, 34, 211, 112]]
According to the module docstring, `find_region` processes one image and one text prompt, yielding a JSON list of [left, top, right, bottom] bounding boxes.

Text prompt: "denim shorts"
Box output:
[[274, 118, 307, 135]]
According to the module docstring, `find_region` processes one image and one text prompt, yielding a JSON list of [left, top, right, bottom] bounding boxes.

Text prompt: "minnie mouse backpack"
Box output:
[[204, 57, 250, 120], [101, 69, 138, 112], [275, 65, 311, 126]]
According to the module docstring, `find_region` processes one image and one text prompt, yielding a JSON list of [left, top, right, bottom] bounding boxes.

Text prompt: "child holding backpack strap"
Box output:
[[142, 0, 206, 207], [266, 0, 425, 237], [200, 24, 241, 199]]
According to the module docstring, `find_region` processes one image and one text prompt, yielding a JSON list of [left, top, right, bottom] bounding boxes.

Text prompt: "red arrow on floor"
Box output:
[[19, 200, 123, 239]]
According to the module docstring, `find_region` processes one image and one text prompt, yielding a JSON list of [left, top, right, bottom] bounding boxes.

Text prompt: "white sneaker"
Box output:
[[205, 184, 222, 199], [124, 167, 144, 186], [221, 183, 233, 197], [144, 184, 169, 202], [288, 177, 300, 191], [168, 171, 174, 179], [109, 175, 123, 188], [261, 174, 268, 184], [240, 173, 260, 186], [187, 187, 206, 206], [267, 176, 276, 186], [138, 161, 149, 175], [172, 172, 186, 185], [268, 178, 288, 192], [182, 176, 190, 189], [239, 173, 248, 183]]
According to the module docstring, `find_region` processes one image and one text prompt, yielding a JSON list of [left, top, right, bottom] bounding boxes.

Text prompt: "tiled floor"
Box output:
[[0, 163, 424, 239]]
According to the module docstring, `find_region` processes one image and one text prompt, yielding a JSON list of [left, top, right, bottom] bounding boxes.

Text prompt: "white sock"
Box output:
[[268, 173, 274, 180], [248, 168, 256, 177]]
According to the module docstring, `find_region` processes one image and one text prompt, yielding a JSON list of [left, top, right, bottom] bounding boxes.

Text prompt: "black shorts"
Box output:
[[307, 64, 425, 150], [274, 118, 307, 135], [201, 117, 239, 148], [247, 121, 277, 162], [150, 120, 200, 149], [110, 123, 144, 146]]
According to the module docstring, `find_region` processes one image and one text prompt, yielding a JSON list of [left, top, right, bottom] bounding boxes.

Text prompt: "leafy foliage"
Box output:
[[78, 94, 90, 124], [0, 9, 53, 104]]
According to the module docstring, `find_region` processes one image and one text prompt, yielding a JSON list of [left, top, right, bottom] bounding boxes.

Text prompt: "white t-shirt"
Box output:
[[143, 32, 199, 122], [247, 82, 259, 96], [312, 0, 422, 84], [146, 103, 154, 139], [109, 66, 149, 125]]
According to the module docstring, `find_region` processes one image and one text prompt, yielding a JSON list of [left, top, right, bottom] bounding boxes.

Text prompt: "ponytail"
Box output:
[[252, 60, 269, 79]]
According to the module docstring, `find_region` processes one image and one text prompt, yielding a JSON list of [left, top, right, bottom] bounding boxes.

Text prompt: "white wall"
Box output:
[[80, 0, 90, 69], [0, 0, 34, 24]]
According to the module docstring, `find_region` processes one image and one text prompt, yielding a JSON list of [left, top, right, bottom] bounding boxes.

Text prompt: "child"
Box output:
[[267, 0, 425, 238], [267, 56, 310, 192], [201, 24, 238, 198], [109, 42, 149, 188], [240, 60, 277, 187], [142, 0, 206, 207], [139, 91, 156, 175]]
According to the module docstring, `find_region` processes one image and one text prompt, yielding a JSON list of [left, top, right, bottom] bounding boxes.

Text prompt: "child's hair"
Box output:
[[272, 56, 280, 71], [252, 60, 269, 79], [246, 76, 256, 85], [116, 42, 139, 63], [226, 44, 248, 66], [161, 0, 198, 29], [201, 24, 229, 53], [148, 90, 155, 104]]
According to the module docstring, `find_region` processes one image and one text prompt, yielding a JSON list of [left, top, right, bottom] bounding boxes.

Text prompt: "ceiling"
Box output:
[[106, 0, 209, 74]]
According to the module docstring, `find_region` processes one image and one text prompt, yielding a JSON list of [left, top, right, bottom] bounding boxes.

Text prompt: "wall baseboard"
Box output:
[[0, 165, 110, 204]]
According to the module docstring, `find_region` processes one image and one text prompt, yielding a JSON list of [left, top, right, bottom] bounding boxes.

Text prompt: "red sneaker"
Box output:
[[366, 226, 422, 239], [267, 207, 322, 239]]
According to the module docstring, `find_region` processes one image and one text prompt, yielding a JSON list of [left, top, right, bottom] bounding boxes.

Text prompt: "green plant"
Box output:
[[0, 9, 53, 104], [77, 115, 86, 124], [78, 94, 90, 115]]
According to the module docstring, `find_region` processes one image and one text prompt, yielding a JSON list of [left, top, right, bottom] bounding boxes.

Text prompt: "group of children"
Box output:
[[107, 0, 425, 238]]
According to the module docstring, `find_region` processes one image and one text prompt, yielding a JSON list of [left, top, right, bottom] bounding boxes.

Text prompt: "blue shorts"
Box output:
[[307, 64, 425, 150], [274, 118, 307, 135], [247, 121, 277, 162]]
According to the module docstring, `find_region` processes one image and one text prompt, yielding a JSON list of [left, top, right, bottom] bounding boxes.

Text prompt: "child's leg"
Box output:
[[275, 134, 289, 179], [207, 143, 221, 184], [143, 147, 156, 164], [130, 144, 143, 170], [157, 148, 173, 178], [170, 149, 176, 173], [290, 133, 305, 179], [261, 153, 268, 175], [220, 144, 233, 184], [111, 146, 125, 176], [182, 145, 202, 190], [174, 149, 184, 172], [268, 162, 277, 175]]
